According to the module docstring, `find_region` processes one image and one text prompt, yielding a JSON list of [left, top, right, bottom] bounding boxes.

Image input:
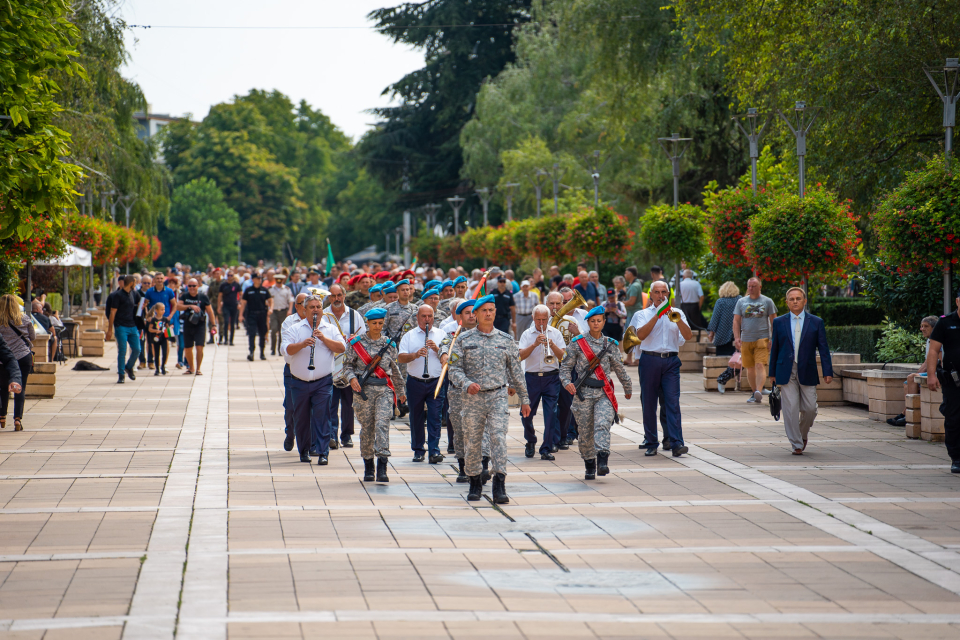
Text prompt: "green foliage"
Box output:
[[745, 186, 859, 283], [526, 215, 572, 265], [638, 204, 707, 266], [460, 227, 490, 260], [410, 233, 442, 265], [159, 178, 241, 267], [566, 206, 635, 263], [673, 0, 960, 214], [859, 258, 945, 330], [873, 154, 960, 272], [808, 299, 883, 328], [0, 260, 19, 297], [824, 325, 884, 363], [704, 185, 773, 268], [875, 321, 926, 364], [0, 0, 83, 240]]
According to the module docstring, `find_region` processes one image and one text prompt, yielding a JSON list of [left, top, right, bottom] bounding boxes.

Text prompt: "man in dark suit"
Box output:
[[768, 287, 833, 455]]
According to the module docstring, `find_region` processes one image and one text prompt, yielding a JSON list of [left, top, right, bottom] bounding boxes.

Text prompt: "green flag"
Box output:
[[326, 238, 335, 276]]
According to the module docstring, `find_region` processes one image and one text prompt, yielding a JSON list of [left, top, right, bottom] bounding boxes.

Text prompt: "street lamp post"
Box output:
[[547, 163, 564, 216], [923, 58, 960, 174], [394, 227, 403, 264], [502, 183, 520, 222], [476, 187, 494, 227], [528, 171, 549, 217], [423, 203, 441, 236], [732, 108, 768, 194], [447, 196, 465, 235], [657, 132, 693, 295], [586, 150, 611, 208], [777, 101, 819, 199]]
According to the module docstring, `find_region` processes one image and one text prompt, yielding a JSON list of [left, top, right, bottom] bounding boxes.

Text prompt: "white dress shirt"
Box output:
[[398, 325, 448, 378], [628, 306, 688, 357], [518, 325, 566, 373], [281, 316, 345, 380], [281, 312, 305, 334], [790, 310, 805, 362], [679, 278, 704, 303], [439, 316, 459, 335], [324, 306, 366, 339], [571, 308, 589, 335]]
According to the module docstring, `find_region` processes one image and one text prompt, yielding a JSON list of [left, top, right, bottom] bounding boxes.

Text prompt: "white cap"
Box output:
[[521, 280, 530, 286]]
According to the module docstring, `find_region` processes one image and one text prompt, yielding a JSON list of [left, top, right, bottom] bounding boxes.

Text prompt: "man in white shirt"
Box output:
[[281, 295, 346, 464], [397, 305, 449, 463], [678, 269, 706, 330], [518, 304, 566, 460], [269, 273, 295, 356], [281, 293, 309, 452], [324, 284, 366, 450], [547, 291, 577, 448], [628, 281, 693, 457]]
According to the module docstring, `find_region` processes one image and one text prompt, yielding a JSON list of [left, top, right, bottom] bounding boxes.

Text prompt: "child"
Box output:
[[147, 303, 170, 376]]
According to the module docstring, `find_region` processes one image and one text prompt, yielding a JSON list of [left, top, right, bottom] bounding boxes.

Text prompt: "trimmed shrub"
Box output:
[[875, 321, 926, 364], [808, 299, 883, 327], [824, 325, 884, 363]]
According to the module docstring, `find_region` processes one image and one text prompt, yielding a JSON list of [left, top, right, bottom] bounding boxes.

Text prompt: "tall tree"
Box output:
[[159, 178, 240, 267]]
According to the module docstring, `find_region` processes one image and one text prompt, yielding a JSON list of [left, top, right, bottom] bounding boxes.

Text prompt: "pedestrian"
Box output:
[[602, 289, 627, 341], [177, 278, 217, 376], [0, 294, 34, 431], [545, 291, 577, 448], [574, 270, 599, 307], [288, 271, 307, 298], [707, 281, 743, 393], [514, 280, 537, 338], [106, 275, 142, 384], [240, 273, 272, 361], [324, 284, 365, 449], [281, 293, 310, 452], [733, 277, 778, 404], [269, 273, 294, 356], [218, 274, 242, 345], [397, 305, 448, 463], [768, 287, 833, 455], [491, 276, 516, 336], [136, 274, 152, 371], [280, 295, 346, 464], [448, 295, 531, 504], [518, 304, 566, 460], [146, 302, 171, 376], [628, 281, 693, 457], [561, 306, 633, 478], [924, 290, 960, 473], [679, 269, 707, 330], [344, 307, 407, 483]]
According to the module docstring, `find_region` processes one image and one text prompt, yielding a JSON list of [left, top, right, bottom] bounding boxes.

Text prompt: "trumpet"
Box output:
[[539, 329, 556, 365], [667, 308, 683, 323]]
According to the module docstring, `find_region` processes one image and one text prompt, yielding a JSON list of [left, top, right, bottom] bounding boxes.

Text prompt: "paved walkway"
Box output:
[[0, 341, 957, 639]]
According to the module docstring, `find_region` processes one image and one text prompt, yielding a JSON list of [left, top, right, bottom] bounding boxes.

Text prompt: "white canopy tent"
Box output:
[[35, 245, 93, 268]]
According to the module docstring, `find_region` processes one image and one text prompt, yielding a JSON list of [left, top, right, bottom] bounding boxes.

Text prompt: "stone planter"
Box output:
[[864, 370, 911, 422], [25, 362, 55, 398], [31, 333, 50, 364], [679, 334, 713, 373], [701, 355, 746, 393], [80, 329, 105, 358], [905, 393, 921, 438], [920, 384, 945, 442]]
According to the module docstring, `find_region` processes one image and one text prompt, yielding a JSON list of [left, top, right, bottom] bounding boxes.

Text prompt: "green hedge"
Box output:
[[825, 325, 884, 362], [809, 299, 883, 327]]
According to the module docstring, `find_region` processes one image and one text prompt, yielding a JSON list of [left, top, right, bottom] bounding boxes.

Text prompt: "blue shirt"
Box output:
[[575, 282, 599, 304], [144, 287, 179, 335]]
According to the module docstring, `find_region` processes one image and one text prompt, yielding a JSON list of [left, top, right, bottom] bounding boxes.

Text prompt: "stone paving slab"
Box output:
[[0, 340, 955, 638]]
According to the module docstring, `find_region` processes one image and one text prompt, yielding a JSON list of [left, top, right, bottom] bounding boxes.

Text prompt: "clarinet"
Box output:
[[307, 312, 318, 371], [422, 322, 431, 378]]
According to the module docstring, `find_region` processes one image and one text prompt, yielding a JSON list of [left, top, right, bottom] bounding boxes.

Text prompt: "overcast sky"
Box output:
[[119, 0, 424, 142]]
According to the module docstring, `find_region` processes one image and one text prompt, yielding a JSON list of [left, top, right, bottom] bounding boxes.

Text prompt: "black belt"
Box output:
[[479, 384, 506, 393], [527, 370, 558, 377], [517, 313, 532, 316], [365, 378, 388, 386], [582, 378, 605, 388], [411, 375, 439, 383], [291, 373, 331, 384], [642, 350, 678, 358]]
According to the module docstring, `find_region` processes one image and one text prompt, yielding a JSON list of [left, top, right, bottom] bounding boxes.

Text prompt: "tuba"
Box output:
[[550, 290, 587, 343]]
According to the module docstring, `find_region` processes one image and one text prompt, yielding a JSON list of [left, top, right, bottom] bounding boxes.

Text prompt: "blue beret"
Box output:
[[440, 279, 454, 291], [365, 308, 387, 320], [453, 276, 467, 286], [585, 306, 605, 320], [474, 294, 495, 310], [395, 279, 410, 287], [456, 299, 476, 314], [369, 284, 382, 294], [421, 287, 440, 299], [381, 283, 397, 294], [423, 279, 441, 290]]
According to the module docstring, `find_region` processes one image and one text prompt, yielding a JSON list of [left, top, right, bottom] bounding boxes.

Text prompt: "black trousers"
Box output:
[[938, 370, 960, 461], [151, 337, 169, 370], [246, 312, 267, 353], [329, 384, 355, 441], [221, 306, 238, 343], [0, 354, 31, 419]]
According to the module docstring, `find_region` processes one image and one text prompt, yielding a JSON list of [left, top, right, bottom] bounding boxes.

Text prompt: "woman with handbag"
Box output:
[[0, 295, 35, 431], [707, 282, 742, 393]]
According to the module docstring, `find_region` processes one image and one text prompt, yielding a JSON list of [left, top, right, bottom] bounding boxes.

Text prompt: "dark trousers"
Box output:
[[681, 302, 706, 330], [439, 378, 452, 445], [522, 372, 560, 454], [715, 342, 735, 356], [329, 384, 355, 442], [246, 312, 267, 354], [221, 306, 238, 343], [558, 370, 578, 441], [494, 317, 511, 334], [938, 371, 960, 461], [283, 364, 293, 435], [639, 352, 683, 448], [151, 338, 169, 371], [290, 374, 332, 457], [407, 376, 442, 455], [637, 358, 669, 444], [0, 354, 31, 419]]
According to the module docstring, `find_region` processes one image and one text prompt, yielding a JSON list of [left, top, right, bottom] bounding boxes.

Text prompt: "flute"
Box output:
[[307, 312, 318, 371]]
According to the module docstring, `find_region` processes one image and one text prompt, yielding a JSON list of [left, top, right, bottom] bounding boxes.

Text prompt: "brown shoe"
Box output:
[[792, 448, 803, 455], [802, 439, 808, 451]]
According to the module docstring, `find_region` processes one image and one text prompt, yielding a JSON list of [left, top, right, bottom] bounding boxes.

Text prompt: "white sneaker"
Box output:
[[717, 381, 726, 394], [762, 389, 772, 396], [753, 390, 762, 403]]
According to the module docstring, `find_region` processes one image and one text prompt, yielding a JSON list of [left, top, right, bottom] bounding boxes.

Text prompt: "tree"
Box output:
[[638, 204, 708, 276], [159, 178, 241, 267], [0, 0, 82, 241]]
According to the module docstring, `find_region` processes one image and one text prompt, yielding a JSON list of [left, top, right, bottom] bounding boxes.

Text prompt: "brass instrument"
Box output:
[[550, 290, 587, 343], [668, 308, 683, 322], [323, 311, 351, 388], [622, 326, 643, 352], [540, 328, 556, 365]]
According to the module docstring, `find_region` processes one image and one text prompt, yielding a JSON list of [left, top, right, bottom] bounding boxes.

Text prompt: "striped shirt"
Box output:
[[514, 291, 537, 317]]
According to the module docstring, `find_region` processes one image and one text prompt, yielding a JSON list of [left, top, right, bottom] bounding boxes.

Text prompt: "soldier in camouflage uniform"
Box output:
[[560, 306, 633, 480], [344, 307, 407, 483], [344, 274, 374, 310], [448, 295, 531, 504], [436, 281, 456, 317], [356, 284, 384, 315], [383, 279, 419, 379]]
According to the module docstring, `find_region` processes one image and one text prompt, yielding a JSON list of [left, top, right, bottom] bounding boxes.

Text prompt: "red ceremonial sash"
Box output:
[[350, 337, 397, 403], [575, 336, 619, 414]]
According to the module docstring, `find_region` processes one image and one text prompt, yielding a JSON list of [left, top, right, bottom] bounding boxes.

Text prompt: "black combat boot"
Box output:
[[363, 458, 375, 482], [481, 456, 491, 484], [467, 475, 482, 501], [584, 458, 597, 480], [376, 457, 389, 483], [492, 473, 509, 504], [597, 451, 610, 476], [456, 458, 468, 483]]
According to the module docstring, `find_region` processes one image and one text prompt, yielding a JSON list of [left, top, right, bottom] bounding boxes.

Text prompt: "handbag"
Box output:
[[727, 351, 742, 370], [769, 384, 782, 421]]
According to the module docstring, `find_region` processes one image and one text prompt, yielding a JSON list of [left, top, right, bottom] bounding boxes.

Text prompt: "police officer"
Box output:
[[344, 307, 407, 483], [560, 306, 633, 480], [239, 273, 272, 361], [448, 295, 531, 504], [926, 289, 960, 474]]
